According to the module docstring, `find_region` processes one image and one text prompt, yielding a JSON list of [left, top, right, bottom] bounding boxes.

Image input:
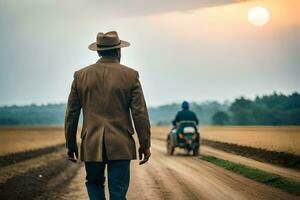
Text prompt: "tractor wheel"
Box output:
[[193, 146, 199, 156], [167, 136, 175, 155]]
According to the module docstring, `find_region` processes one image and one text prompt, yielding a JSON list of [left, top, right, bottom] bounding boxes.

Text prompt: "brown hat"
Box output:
[[88, 31, 130, 51]]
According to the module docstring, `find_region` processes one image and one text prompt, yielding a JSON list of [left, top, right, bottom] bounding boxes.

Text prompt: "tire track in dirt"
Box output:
[[127, 159, 165, 200], [40, 164, 87, 200], [153, 136, 300, 182], [147, 150, 205, 200], [0, 149, 66, 184], [0, 143, 83, 200], [0, 149, 81, 200], [149, 140, 299, 200], [150, 143, 236, 200], [145, 165, 172, 200], [145, 151, 202, 200], [0, 143, 65, 167]]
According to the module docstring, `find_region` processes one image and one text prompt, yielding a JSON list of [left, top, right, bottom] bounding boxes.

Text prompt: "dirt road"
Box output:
[[58, 139, 297, 200]]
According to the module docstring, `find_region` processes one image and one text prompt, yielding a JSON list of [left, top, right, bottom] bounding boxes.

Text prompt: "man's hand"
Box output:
[[139, 147, 151, 165], [67, 147, 78, 163]]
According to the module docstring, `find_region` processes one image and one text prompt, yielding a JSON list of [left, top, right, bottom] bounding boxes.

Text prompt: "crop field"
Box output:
[[151, 126, 300, 155], [0, 126, 299, 199], [0, 127, 65, 155], [1, 126, 299, 156]]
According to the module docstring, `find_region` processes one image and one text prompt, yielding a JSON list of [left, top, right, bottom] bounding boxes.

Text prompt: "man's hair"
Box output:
[[97, 48, 119, 57]]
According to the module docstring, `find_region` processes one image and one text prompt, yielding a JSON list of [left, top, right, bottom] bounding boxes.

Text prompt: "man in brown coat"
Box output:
[[64, 31, 151, 200]]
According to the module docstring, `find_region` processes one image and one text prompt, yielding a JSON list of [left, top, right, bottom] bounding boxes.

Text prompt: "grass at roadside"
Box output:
[[203, 155, 300, 196]]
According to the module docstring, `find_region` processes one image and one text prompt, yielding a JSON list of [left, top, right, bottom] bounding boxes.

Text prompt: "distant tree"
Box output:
[[212, 111, 230, 125], [230, 97, 255, 125], [229, 92, 300, 125]]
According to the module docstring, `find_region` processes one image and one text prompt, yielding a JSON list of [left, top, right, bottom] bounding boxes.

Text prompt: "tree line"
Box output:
[[0, 92, 299, 126], [212, 92, 300, 125]]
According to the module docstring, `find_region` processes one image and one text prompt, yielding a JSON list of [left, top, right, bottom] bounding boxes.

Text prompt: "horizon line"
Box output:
[[0, 91, 298, 108]]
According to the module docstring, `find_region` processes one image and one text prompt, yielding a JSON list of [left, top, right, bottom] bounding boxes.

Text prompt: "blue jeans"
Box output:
[[85, 160, 130, 200], [84, 143, 130, 200]]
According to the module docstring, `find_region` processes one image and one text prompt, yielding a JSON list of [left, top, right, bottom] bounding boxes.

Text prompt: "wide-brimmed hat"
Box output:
[[88, 31, 130, 51]]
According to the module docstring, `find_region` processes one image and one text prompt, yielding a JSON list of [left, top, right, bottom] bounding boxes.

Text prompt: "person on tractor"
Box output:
[[172, 101, 199, 127]]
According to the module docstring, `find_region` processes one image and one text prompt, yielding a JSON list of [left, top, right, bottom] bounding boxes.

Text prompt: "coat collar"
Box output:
[[96, 56, 120, 64]]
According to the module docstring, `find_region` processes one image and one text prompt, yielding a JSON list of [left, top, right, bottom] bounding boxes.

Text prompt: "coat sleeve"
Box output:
[[193, 112, 199, 125], [172, 112, 179, 126], [130, 72, 151, 150], [64, 72, 82, 150]]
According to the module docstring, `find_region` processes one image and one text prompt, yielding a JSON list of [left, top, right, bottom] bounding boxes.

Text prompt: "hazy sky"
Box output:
[[0, 0, 299, 106]]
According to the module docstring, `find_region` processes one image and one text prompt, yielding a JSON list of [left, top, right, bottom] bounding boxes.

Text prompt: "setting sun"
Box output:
[[248, 6, 270, 26]]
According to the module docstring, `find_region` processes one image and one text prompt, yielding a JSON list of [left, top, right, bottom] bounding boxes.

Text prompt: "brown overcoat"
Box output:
[[64, 56, 151, 161]]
